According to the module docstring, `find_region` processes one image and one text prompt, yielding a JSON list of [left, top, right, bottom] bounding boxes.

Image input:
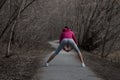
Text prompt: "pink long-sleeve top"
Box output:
[[59, 28, 77, 44]]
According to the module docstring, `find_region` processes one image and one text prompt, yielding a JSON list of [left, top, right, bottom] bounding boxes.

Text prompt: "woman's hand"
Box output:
[[63, 46, 72, 52]]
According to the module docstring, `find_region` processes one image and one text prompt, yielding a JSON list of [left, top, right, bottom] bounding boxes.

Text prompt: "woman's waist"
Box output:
[[62, 36, 73, 38], [63, 38, 73, 40]]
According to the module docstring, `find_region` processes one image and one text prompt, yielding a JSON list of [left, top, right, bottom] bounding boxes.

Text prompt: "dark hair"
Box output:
[[64, 26, 69, 29]]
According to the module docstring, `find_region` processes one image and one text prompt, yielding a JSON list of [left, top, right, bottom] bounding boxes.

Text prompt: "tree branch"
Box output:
[[0, 0, 7, 10], [20, 0, 35, 13]]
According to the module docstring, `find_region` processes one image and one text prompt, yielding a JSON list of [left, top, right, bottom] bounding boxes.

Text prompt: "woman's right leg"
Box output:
[[69, 39, 85, 67]]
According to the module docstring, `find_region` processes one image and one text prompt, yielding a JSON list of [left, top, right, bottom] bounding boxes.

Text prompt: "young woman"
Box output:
[[46, 26, 85, 67]]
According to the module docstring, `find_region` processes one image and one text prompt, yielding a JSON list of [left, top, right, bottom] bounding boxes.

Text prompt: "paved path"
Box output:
[[32, 40, 103, 80]]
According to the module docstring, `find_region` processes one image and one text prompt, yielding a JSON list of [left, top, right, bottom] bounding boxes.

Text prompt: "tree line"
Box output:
[[73, 0, 120, 60], [0, 0, 120, 62]]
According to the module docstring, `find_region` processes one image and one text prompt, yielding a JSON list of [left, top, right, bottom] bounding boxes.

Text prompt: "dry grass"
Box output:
[[108, 51, 120, 63], [0, 43, 53, 80], [83, 51, 120, 80]]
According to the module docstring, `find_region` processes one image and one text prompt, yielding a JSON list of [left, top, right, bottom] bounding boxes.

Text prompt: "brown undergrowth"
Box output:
[[0, 43, 53, 80], [83, 51, 120, 80]]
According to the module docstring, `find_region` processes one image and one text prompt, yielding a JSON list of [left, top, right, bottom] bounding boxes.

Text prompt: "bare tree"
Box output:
[[0, 0, 7, 10], [0, 0, 36, 57], [74, 0, 120, 58]]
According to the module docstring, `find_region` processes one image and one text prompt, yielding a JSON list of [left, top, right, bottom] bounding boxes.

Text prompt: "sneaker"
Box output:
[[81, 63, 85, 67], [45, 63, 49, 67]]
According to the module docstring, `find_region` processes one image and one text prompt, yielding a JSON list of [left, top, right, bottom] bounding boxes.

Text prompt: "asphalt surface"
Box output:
[[32, 40, 103, 80]]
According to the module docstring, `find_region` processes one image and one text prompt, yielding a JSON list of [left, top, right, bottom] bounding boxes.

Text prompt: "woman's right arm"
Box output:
[[72, 33, 78, 44]]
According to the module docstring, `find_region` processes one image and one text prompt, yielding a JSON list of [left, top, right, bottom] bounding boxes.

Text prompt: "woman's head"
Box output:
[[62, 26, 70, 32], [64, 26, 69, 29]]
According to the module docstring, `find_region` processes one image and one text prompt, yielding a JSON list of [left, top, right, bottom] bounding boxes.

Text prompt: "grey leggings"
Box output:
[[54, 38, 80, 54]]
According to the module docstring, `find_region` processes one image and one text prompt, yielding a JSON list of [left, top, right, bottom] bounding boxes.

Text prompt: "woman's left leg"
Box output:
[[46, 39, 67, 64], [47, 53, 57, 63]]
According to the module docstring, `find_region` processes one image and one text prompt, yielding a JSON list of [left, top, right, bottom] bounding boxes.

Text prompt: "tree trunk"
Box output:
[[6, 0, 27, 57]]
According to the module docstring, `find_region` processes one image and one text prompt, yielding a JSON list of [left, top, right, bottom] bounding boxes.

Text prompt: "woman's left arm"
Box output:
[[59, 33, 63, 43]]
